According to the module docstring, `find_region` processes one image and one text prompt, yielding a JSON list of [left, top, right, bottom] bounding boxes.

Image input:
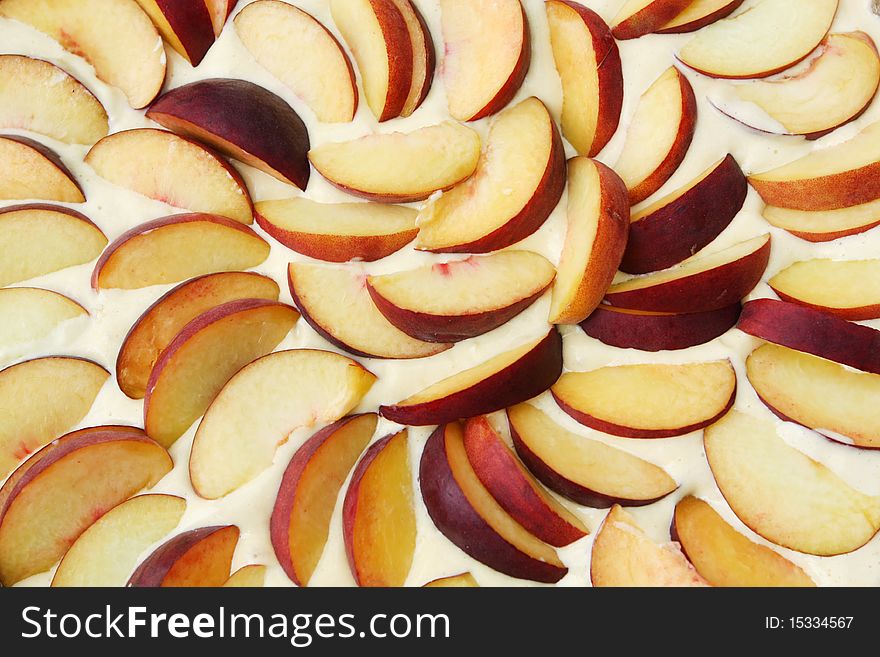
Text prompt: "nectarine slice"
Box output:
[[205, 0, 236, 37], [769, 258, 880, 320], [0, 287, 87, 352], [223, 565, 266, 587], [128, 525, 239, 587], [423, 573, 479, 587], [391, 0, 434, 117], [657, 0, 745, 33], [0, 135, 84, 203], [762, 199, 880, 241], [611, 0, 694, 40], [133, 0, 215, 66]]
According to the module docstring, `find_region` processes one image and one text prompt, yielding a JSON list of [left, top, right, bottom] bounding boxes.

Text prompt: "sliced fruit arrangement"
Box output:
[[308, 121, 480, 203], [545, 1, 623, 157], [0, 55, 108, 144], [672, 496, 815, 587], [591, 505, 708, 587], [769, 258, 880, 320], [0, 0, 167, 108], [420, 422, 567, 583], [611, 0, 693, 40], [0, 287, 87, 352], [92, 214, 269, 290], [390, 0, 435, 118], [380, 329, 563, 425], [271, 414, 378, 587], [366, 251, 556, 343], [52, 494, 185, 587], [507, 403, 678, 507], [614, 67, 697, 205], [746, 344, 880, 449], [0, 204, 107, 287], [762, 200, 880, 242], [223, 565, 266, 588], [191, 350, 376, 499], [423, 573, 479, 587], [133, 0, 215, 67], [656, 0, 745, 34], [128, 525, 239, 587], [439, 0, 530, 122], [677, 0, 839, 79], [0, 135, 84, 203], [85, 128, 254, 224], [416, 97, 565, 253], [621, 155, 747, 274], [343, 430, 416, 587], [704, 410, 880, 555], [0, 425, 172, 586]]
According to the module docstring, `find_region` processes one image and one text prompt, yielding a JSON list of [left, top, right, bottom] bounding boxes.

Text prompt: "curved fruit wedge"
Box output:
[[0, 204, 106, 287], [621, 155, 747, 274], [235, 1, 357, 123], [423, 572, 479, 587], [704, 410, 880, 555], [133, 0, 214, 66], [223, 564, 266, 587], [546, 1, 622, 157], [52, 494, 185, 587], [552, 360, 736, 438], [147, 79, 310, 189], [309, 121, 480, 203], [762, 199, 880, 242], [271, 414, 377, 586], [769, 258, 880, 320], [463, 415, 587, 547], [367, 251, 556, 342], [191, 350, 376, 499], [678, 0, 838, 79], [380, 329, 563, 425], [746, 344, 880, 449], [288, 263, 451, 359], [144, 299, 299, 447], [416, 97, 565, 253], [614, 67, 697, 204], [672, 496, 815, 587], [657, 0, 745, 33], [128, 525, 239, 587], [507, 404, 678, 507], [611, 0, 693, 40], [206, 0, 236, 37], [391, 0, 434, 117], [0, 426, 172, 585], [343, 430, 415, 587], [549, 157, 629, 324], [0, 0, 167, 108], [605, 234, 771, 313], [0, 287, 87, 352], [439, 0, 529, 122], [0, 356, 108, 479], [92, 214, 269, 290], [255, 198, 417, 263], [0, 136, 84, 203], [420, 423, 567, 583], [591, 505, 708, 587], [85, 128, 253, 223], [0, 55, 108, 144]]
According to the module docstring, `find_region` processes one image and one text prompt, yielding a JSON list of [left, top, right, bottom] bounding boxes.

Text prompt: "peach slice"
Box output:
[[143, 299, 299, 447], [678, 0, 838, 79], [762, 199, 880, 242], [52, 494, 185, 587], [367, 251, 556, 343], [308, 121, 480, 203], [769, 259, 880, 320], [92, 214, 269, 290], [0, 204, 106, 287], [0, 426, 172, 585], [205, 0, 237, 37], [255, 198, 417, 263], [440, 0, 529, 122], [704, 410, 880, 555], [0, 136, 84, 203], [549, 157, 629, 324], [134, 0, 214, 66], [234, 1, 358, 123], [546, 1, 623, 157], [271, 414, 377, 586], [147, 79, 310, 189], [128, 525, 239, 587], [423, 573, 479, 587], [746, 344, 880, 449], [420, 422, 567, 583], [621, 155, 747, 274], [507, 403, 678, 507], [416, 97, 565, 253], [672, 496, 815, 587], [591, 505, 708, 587], [552, 360, 736, 438], [391, 0, 434, 117], [223, 565, 266, 587], [0, 287, 87, 352], [288, 262, 451, 359], [614, 67, 697, 204], [343, 430, 415, 587], [605, 234, 771, 313], [657, 0, 745, 33], [611, 0, 694, 40], [380, 329, 563, 426], [85, 128, 253, 224], [191, 350, 376, 499], [0, 356, 108, 479], [330, 0, 412, 122], [0, 55, 108, 144], [0, 0, 167, 108]]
